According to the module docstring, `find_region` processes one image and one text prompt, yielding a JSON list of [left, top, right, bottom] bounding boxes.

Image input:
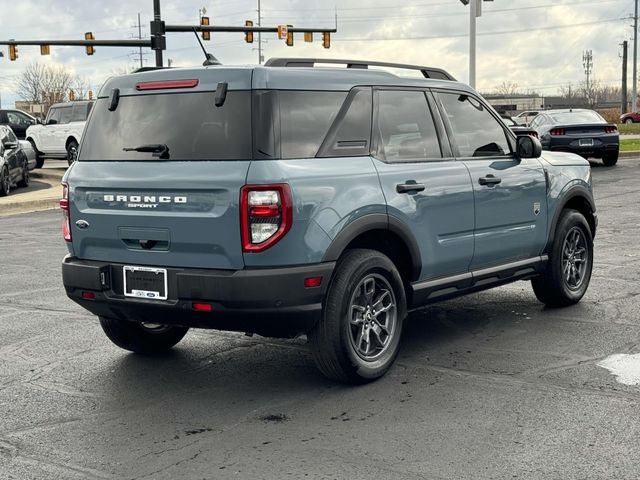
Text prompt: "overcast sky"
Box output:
[[0, 0, 635, 107]]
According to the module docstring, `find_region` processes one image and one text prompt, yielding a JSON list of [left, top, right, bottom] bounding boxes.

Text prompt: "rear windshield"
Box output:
[[549, 111, 605, 125], [78, 91, 251, 161]]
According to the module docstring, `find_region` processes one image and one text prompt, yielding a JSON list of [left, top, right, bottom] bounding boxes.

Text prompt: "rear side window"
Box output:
[[71, 103, 92, 122], [376, 90, 442, 162], [47, 108, 61, 124], [438, 93, 511, 158], [78, 92, 252, 161], [59, 107, 72, 124], [279, 91, 347, 159]]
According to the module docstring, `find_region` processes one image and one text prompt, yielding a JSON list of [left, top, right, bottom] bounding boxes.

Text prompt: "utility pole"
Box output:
[[583, 50, 593, 105], [257, 0, 263, 64], [633, 0, 638, 112], [137, 13, 143, 68], [622, 40, 629, 113], [152, 0, 163, 67], [469, 0, 477, 88]]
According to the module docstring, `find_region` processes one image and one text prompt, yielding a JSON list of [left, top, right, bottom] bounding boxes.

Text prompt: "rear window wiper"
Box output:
[[123, 144, 170, 159]]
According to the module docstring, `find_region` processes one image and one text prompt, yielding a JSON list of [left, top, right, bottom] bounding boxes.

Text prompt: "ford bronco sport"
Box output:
[[61, 58, 596, 383]]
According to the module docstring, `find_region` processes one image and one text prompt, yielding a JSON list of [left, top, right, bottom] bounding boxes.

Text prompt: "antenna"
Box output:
[[192, 28, 221, 66]]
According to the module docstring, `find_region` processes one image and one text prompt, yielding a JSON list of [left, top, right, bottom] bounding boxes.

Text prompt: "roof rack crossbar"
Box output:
[[264, 58, 456, 81]]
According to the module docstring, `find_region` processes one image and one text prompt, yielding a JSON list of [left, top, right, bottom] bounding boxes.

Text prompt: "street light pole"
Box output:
[[633, 0, 638, 112], [469, 0, 477, 88]]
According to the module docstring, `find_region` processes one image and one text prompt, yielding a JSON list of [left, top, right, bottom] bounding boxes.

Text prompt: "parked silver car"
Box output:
[[0, 125, 30, 196]]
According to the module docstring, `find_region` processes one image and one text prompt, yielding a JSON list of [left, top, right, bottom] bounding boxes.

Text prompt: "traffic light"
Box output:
[[85, 32, 95, 55], [286, 31, 293, 47], [245, 20, 253, 43], [40, 44, 50, 55], [277, 25, 288, 40], [304, 32, 313, 43], [69, 90, 75, 101], [201, 16, 210, 41], [8, 44, 17, 61], [322, 32, 331, 49], [88, 90, 93, 100]]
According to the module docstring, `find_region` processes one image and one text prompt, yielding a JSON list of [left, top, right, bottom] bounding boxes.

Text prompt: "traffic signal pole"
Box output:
[[0, 0, 336, 65]]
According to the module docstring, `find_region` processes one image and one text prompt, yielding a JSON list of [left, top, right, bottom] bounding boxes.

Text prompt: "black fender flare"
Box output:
[[546, 184, 596, 251], [321, 213, 422, 280]]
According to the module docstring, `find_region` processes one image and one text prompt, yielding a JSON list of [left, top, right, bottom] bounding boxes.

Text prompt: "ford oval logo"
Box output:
[[75, 220, 90, 230]]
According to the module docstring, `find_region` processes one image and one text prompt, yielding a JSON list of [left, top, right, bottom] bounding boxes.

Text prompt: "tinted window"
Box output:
[[6, 111, 32, 127], [318, 88, 372, 158], [71, 103, 91, 122], [78, 92, 251, 161], [6, 129, 17, 143], [279, 91, 346, 159], [47, 108, 61, 124], [59, 107, 72, 124], [439, 93, 510, 157], [549, 111, 605, 125], [376, 90, 441, 161]]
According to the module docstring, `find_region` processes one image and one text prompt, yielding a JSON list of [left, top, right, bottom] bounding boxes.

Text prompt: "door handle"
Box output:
[[396, 181, 426, 194], [478, 174, 502, 186]]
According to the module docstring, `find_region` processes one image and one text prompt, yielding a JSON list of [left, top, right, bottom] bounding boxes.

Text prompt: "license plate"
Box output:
[[579, 138, 594, 147], [123, 266, 168, 300]]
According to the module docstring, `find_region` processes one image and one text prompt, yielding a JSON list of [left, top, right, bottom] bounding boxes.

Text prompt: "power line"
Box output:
[[333, 17, 628, 42]]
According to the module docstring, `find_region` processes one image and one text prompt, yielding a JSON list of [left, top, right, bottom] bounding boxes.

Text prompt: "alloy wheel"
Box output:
[[562, 226, 588, 290]]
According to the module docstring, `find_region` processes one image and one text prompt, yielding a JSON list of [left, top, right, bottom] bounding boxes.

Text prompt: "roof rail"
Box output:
[[264, 58, 456, 81]]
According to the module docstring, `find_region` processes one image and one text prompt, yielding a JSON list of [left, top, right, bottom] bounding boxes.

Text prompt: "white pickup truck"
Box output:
[[26, 101, 93, 167]]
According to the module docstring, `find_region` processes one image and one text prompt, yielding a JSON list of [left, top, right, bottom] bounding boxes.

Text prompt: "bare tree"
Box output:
[[72, 75, 90, 100], [14, 62, 81, 111], [495, 81, 520, 96]]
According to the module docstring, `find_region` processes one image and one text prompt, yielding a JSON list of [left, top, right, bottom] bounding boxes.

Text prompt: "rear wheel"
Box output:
[[532, 209, 593, 307], [603, 152, 618, 166], [66, 140, 78, 166], [28, 140, 44, 168], [625, 118, 634, 124], [17, 160, 29, 188], [0, 166, 10, 197], [309, 249, 407, 383], [99, 317, 189, 354]]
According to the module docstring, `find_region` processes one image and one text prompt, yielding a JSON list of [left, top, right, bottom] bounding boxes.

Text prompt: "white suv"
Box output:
[[26, 101, 93, 167]]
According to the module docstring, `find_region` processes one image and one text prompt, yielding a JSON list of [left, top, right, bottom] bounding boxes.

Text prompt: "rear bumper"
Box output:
[[548, 138, 618, 158], [62, 256, 334, 337]]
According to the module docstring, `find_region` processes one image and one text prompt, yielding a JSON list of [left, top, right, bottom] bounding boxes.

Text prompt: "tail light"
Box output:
[[60, 183, 71, 242], [240, 184, 292, 253], [604, 126, 618, 134], [550, 128, 565, 136]]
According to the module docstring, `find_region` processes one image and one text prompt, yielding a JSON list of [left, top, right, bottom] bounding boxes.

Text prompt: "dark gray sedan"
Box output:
[[0, 125, 30, 196], [530, 109, 619, 166]]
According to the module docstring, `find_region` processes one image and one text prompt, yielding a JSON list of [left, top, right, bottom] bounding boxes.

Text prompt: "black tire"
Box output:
[[0, 166, 10, 197], [532, 209, 593, 307], [99, 317, 189, 354], [28, 139, 44, 169], [66, 140, 78, 166], [625, 118, 634, 124], [603, 152, 618, 166], [17, 159, 29, 188], [309, 248, 407, 384]]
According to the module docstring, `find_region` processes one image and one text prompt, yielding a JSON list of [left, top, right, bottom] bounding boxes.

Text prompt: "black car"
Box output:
[[530, 109, 619, 166], [0, 109, 39, 140], [0, 125, 30, 196]]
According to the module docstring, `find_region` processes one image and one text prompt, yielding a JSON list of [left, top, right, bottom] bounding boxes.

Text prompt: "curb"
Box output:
[[619, 151, 640, 158], [0, 198, 60, 217]]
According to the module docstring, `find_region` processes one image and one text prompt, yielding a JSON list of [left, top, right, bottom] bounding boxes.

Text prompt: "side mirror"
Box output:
[[516, 135, 542, 159], [3, 141, 18, 150], [48, 119, 58, 125]]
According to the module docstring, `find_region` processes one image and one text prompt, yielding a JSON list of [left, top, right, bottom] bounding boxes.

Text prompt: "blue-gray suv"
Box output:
[[61, 58, 597, 383]]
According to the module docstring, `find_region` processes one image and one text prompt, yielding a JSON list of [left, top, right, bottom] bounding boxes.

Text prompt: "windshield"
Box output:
[[78, 91, 251, 161], [550, 111, 605, 125]]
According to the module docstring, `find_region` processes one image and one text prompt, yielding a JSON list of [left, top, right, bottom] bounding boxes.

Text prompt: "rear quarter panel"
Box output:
[[244, 157, 386, 267]]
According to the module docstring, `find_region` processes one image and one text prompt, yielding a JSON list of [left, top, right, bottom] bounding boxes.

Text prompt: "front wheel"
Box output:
[[28, 140, 44, 169], [0, 166, 10, 197], [66, 140, 78, 166], [625, 118, 634, 124], [532, 209, 593, 307], [309, 249, 407, 384], [99, 317, 189, 354], [17, 160, 30, 188]]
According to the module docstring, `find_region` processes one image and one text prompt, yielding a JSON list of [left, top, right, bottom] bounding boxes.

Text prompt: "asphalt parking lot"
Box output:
[[1, 158, 639, 480]]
